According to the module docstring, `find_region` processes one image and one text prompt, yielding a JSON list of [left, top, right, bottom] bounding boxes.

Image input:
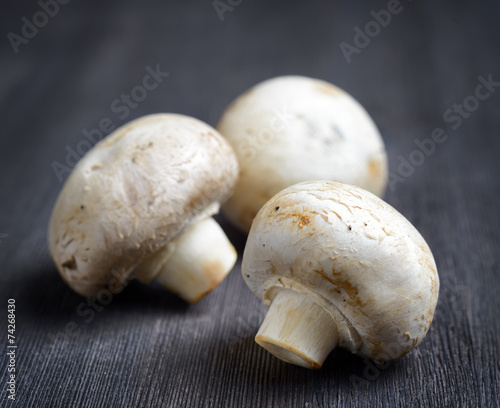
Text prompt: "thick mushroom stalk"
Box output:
[[134, 217, 236, 303], [242, 181, 439, 368], [256, 289, 339, 369]]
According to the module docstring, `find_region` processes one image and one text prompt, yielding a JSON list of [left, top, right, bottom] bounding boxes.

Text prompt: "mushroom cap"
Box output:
[[48, 114, 238, 297], [217, 75, 388, 232], [242, 181, 439, 362]]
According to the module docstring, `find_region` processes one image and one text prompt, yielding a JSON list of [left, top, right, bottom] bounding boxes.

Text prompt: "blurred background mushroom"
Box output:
[[218, 76, 388, 232]]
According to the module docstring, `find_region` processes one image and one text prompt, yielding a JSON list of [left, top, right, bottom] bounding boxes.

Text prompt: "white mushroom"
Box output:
[[242, 181, 439, 369], [217, 75, 388, 232], [48, 114, 239, 303]]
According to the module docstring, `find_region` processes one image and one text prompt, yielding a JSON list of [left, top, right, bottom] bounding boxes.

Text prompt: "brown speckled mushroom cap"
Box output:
[[48, 114, 238, 300], [242, 180, 439, 367], [217, 76, 388, 232]]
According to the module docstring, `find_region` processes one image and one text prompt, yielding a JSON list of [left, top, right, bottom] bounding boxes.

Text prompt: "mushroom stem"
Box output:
[[255, 289, 339, 369], [135, 217, 237, 303]]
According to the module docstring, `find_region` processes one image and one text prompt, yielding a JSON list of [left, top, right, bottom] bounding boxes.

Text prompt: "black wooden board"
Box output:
[[0, 0, 499, 407]]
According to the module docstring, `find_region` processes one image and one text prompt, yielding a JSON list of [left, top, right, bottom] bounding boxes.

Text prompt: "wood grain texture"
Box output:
[[1, 0, 499, 407]]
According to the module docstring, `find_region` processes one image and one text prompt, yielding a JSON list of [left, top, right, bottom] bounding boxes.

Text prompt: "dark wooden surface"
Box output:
[[1, 1, 499, 407]]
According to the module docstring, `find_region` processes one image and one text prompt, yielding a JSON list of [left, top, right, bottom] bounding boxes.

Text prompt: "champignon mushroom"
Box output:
[[48, 114, 239, 303], [242, 181, 439, 369], [217, 75, 388, 232]]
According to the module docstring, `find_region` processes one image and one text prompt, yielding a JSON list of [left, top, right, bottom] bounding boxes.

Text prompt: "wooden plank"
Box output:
[[0, 0, 499, 406]]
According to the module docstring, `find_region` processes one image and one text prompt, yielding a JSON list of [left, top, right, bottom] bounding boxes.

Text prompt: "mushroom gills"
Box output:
[[134, 217, 237, 303], [255, 288, 339, 369]]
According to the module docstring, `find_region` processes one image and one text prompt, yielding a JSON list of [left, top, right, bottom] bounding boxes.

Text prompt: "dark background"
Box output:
[[1, 0, 499, 407]]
